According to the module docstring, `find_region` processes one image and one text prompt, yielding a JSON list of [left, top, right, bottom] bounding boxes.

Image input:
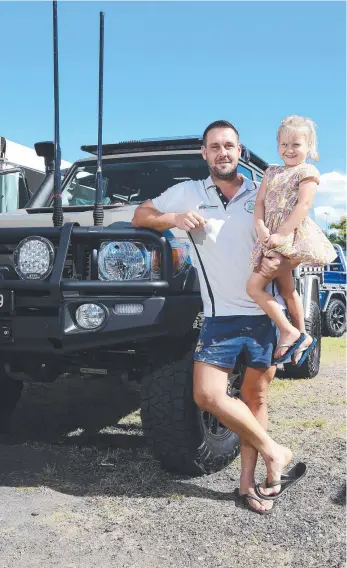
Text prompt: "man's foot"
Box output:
[[260, 445, 293, 498], [274, 328, 301, 359], [237, 487, 274, 514], [291, 334, 313, 364]]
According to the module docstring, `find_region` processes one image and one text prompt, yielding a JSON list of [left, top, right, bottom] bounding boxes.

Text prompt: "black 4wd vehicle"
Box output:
[[0, 2, 323, 477], [0, 136, 323, 476]]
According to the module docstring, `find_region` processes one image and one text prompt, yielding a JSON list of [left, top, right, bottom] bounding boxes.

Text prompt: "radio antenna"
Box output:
[[52, 0, 63, 227], [93, 11, 105, 226]]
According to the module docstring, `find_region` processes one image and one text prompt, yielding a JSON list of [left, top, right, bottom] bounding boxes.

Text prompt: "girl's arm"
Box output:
[[254, 176, 270, 239], [278, 179, 318, 237]]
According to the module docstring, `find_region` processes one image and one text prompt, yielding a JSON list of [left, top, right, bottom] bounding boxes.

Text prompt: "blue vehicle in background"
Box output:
[[320, 244, 346, 337]]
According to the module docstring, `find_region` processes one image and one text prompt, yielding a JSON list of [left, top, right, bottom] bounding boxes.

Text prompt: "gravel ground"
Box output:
[[0, 338, 345, 568]]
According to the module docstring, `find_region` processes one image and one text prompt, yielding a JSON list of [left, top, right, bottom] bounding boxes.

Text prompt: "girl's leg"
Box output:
[[246, 271, 301, 358], [275, 270, 313, 364]]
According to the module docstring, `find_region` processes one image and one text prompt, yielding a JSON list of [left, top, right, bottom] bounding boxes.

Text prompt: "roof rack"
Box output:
[[81, 137, 203, 155], [80, 136, 268, 170]]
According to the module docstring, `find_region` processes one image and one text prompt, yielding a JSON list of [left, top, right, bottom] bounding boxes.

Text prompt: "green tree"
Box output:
[[329, 216, 346, 248]]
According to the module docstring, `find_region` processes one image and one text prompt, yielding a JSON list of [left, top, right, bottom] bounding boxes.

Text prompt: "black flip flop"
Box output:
[[255, 462, 307, 501], [234, 489, 274, 515], [273, 333, 307, 364], [291, 338, 317, 367]]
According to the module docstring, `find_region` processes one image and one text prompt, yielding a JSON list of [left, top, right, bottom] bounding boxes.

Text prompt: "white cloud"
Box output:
[[317, 171, 347, 200], [314, 206, 345, 223], [313, 171, 346, 229]]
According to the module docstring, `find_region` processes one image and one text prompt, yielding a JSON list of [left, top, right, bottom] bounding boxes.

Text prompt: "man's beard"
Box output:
[[209, 163, 238, 181]]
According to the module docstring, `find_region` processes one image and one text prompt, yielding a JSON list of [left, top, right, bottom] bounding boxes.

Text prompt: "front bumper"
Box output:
[[0, 223, 201, 354], [0, 294, 200, 353]]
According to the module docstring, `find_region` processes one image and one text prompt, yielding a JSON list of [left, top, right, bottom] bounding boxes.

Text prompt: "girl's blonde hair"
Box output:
[[277, 115, 319, 161]]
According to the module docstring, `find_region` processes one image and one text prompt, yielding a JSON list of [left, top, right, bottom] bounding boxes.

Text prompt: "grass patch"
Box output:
[[276, 418, 327, 430], [321, 336, 346, 365], [51, 511, 73, 522], [275, 395, 345, 407], [271, 379, 294, 391], [167, 493, 185, 501], [331, 423, 346, 434], [118, 409, 141, 425]]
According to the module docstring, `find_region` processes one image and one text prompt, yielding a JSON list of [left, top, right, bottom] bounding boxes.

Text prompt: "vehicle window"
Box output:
[[237, 164, 253, 180], [61, 155, 211, 206], [324, 257, 341, 271], [0, 172, 20, 212], [255, 173, 263, 182]]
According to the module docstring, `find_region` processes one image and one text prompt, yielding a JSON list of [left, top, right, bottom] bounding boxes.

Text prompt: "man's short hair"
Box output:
[[202, 120, 239, 146]]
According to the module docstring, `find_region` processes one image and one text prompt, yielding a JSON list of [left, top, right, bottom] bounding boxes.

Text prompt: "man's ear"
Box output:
[[201, 145, 207, 161], [238, 143, 242, 157]]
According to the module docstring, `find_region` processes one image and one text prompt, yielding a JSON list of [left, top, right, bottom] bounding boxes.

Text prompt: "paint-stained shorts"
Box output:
[[194, 314, 278, 370]]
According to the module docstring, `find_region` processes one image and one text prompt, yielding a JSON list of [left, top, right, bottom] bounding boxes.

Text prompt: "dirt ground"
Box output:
[[0, 337, 345, 568]]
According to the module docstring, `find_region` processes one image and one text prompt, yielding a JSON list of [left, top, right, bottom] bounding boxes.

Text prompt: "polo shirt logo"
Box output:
[[244, 198, 256, 213]]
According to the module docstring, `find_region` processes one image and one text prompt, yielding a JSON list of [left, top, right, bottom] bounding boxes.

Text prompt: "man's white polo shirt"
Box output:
[[152, 175, 284, 317]]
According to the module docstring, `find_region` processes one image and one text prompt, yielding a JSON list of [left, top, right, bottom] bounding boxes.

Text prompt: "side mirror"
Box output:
[[0, 167, 32, 210], [34, 141, 55, 174], [34, 141, 54, 160], [241, 145, 251, 164]]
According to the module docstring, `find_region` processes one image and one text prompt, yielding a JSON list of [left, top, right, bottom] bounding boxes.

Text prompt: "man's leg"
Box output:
[[193, 361, 293, 500], [239, 365, 276, 512]]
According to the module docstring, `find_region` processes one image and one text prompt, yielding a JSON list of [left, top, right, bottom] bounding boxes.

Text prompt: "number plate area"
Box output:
[[0, 290, 13, 313], [0, 291, 14, 343]]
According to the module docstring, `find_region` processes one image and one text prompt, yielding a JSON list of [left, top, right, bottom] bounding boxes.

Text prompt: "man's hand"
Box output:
[[259, 250, 299, 279], [174, 211, 206, 231]]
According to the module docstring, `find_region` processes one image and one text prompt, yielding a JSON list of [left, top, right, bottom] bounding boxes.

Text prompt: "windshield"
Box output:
[[61, 155, 212, 207], [61, 154, 256, 207]]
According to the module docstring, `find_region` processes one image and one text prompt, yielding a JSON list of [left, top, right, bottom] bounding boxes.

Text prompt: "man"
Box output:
[[132, 120, 302, 514]]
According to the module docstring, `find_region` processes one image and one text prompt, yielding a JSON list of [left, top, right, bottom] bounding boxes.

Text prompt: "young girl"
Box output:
[[247, 115, 336, 365]]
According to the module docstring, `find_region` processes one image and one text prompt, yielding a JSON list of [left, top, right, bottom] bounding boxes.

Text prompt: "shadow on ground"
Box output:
[[0, 376, 239, 502], [0, 377, 143, 447]]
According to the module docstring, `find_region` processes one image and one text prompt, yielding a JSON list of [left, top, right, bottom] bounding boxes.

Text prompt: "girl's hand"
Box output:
[[265, 233, 286, 249], [257, 226, 270, 244]]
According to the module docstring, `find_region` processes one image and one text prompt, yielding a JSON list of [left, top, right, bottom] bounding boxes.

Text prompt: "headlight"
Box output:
[[98, 241, 150, 281], [152, 238, 190, 278], [14, 236, 55, 280], [75, 303, 106, 330]]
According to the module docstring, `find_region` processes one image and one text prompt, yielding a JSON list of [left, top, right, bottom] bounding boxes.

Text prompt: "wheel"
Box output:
[[140, 345, 242, 476], [0, 371, 23, 431], [323, 299, 346, 337], [283, 300, 321, 379]]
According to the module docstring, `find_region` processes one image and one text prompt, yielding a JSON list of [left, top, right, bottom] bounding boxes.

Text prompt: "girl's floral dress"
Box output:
[[250, 163, 336, 268]]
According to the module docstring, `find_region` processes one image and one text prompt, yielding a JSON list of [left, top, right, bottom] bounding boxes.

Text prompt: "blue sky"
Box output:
[[1, 1, 346, 225]]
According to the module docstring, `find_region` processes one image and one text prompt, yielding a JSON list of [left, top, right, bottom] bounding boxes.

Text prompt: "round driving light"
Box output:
[[75, 304, 106, 330], [98, 241, 148, 281], [14, 236, 55, 280]]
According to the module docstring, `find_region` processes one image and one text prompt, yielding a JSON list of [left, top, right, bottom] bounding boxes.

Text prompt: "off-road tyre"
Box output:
[[323, 299, 346, 337], [283, 300, 321, 379], [0, 372, 23, 431], [140, 345, 241, 476]]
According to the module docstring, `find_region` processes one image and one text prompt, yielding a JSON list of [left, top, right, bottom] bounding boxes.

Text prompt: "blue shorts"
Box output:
[[194, 314, 278, 370]]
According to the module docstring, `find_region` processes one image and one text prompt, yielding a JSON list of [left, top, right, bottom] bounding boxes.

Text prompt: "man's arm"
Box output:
[[132, 200, 206, 232], [132, 200, 178, 231]]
